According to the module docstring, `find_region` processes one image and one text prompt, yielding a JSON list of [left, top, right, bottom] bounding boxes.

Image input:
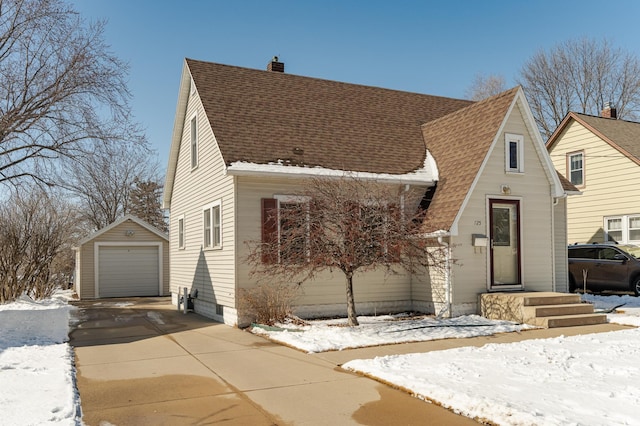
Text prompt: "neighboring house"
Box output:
[[74, 215, 169, 299], [546, 105, 640, 245], [163, 57, 570, 326]]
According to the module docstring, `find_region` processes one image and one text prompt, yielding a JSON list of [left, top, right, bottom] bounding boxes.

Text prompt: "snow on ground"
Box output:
[[251, 314, 534, 353], [582, 292, 640, 327], [3, 291, 640, 426], [0, 290, 80, 426], [344, 328, 640, 426]]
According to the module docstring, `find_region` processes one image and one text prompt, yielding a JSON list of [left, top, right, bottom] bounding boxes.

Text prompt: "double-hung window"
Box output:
[[567, 151, 584, 186], [505, 133, 524, 173], [203, 200, 222, 249], [604, 215, 640, 244]]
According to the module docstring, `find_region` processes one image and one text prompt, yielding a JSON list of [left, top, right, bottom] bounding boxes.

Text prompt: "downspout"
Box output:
[[551, 195, 557, 292], [437, 234, 452, 318]]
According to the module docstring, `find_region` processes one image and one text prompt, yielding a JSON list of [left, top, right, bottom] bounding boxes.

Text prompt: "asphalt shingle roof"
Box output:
[[187, 59, 473, 175], [420, 87, 519, 231], [572, 113, 640, 163]]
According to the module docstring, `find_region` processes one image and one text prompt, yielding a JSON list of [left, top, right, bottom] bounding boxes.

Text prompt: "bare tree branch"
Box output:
[[518, 37, 640, 139], [0, 0, 146, 185], [245, 176, 450, 326]]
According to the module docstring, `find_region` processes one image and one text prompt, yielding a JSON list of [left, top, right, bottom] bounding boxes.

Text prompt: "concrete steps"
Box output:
[[480, 292, 607, 328]]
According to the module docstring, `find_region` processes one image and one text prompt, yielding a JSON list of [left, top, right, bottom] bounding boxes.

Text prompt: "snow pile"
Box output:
[[344, 328, 640, 426], [0, 292, 80, 425], [251, 314, 533, 353], [582, 293, 640, 327], [0, 295, 72, 344]]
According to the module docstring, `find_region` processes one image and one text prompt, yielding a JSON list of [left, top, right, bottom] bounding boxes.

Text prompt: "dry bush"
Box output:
[[0, 188, 78, 303], [238, 282, 300, 326]]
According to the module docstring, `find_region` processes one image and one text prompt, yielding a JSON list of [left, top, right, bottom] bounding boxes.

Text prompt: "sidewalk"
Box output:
[[69, 298, 630, 425]]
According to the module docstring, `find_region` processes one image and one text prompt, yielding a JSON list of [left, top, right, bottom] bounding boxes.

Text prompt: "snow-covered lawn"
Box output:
[[0, 291, 80, 426], [254, 295, 640, 425], [251, 314, 534, 353], [3, 292, 640, 426]]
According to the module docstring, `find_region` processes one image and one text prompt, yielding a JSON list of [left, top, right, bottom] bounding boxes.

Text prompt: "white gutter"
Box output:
[[226, 150, 440, 186]]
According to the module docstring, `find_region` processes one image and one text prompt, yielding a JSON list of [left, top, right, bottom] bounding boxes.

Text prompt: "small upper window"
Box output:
[[505, 133, 524, 173], [568, 151, 584, 186], [190, 115, 198, 169], [178, 215, 185, 249]]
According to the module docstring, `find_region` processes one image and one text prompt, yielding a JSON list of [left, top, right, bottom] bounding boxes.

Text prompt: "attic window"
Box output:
[[190, 114, 198, 169], [505, 133, 524, 173], [567, 151, 584, 187]]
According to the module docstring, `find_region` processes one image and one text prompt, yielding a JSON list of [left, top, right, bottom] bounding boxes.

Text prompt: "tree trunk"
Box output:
[[345, 271, 359, 326]]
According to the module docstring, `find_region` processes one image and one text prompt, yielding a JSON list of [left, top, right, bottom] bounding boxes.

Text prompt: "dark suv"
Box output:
[[568, 243, 640, 296]]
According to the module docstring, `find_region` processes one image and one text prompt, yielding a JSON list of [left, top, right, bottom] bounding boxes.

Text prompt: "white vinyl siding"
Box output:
[[452, 100, 555, 307], [236, 176, 417, 316], [168, 89, 235, 319], [549, 120, 640, 244]]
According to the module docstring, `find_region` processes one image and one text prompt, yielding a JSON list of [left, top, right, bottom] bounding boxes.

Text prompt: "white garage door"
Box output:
[[98, 246, 160, 297]]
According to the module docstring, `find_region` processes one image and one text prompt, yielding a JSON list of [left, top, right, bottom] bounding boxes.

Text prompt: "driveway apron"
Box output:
[[69, 298, 481, 425]]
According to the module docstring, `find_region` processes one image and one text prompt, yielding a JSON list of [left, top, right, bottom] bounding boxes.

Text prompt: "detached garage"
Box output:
[[74, 215, 169, 299]]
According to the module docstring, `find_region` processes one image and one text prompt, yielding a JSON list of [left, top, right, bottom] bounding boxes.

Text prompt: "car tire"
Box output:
[[568, 275, 576, 293], [632, 277, 640, 297]]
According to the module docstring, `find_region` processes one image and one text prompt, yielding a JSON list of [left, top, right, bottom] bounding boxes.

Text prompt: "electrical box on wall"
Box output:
[[472, 234, 488, 247]]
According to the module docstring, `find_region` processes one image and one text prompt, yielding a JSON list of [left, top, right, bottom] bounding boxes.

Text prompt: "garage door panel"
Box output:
[[98, 246, 159, 297]]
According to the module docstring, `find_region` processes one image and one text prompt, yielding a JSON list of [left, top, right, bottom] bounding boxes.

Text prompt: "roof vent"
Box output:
[[601, 102, 617, 119], [267, 56, 284, 73]]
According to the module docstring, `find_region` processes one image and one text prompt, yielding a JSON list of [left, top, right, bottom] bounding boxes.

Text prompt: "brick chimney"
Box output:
[[267, 56, 284, 73], [601, 102, 617, 119]]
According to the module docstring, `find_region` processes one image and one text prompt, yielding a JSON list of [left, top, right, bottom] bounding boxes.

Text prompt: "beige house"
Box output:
[[163, 58, 570, 326], [546, 106, 640, 245], [74, 215, 169, 299]]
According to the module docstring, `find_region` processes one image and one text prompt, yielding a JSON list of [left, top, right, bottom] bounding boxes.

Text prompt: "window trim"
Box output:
[[177, 214, 185, 250], [203, 200, 222, 250], [504, 133, 524, 174], [190, 113, 198, 170], [567, 150, 585, 188], [604, 214, 640, 244]]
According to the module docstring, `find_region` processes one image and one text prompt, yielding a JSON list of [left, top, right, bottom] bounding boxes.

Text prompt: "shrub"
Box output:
[[238, 282, 300, 326]]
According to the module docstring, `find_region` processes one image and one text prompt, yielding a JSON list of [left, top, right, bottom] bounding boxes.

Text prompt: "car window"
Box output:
[[568, 247, 597, 259], [598, 248, 620, 260]]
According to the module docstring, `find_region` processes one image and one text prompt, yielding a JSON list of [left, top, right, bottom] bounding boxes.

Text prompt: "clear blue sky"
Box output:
[[71, 0, 640, 175]]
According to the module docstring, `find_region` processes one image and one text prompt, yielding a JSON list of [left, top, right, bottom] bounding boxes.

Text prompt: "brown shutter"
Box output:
[[261, 198, 278, 263]]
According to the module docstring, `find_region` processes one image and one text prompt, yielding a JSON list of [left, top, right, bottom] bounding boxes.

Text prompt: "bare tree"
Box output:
[[246, 176, 449, 326], [129, 178, 168, 232], [518, 37, 640, 138], [465, 73, 507, 101], [0, 187, 78, 303], [56, 142, 158, 231], [0, 0, 145, 186]]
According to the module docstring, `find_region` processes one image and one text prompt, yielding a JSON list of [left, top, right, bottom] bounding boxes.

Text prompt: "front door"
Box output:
[[489, 199, 521, 287]]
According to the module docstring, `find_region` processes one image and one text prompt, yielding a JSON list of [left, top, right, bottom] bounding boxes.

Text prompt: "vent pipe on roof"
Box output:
[[267, 56, 284, 73], [601, 102, 617, 119]]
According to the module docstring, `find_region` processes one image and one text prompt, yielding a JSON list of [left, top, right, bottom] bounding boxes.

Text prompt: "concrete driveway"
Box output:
[[69, 298, 628, 425]]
